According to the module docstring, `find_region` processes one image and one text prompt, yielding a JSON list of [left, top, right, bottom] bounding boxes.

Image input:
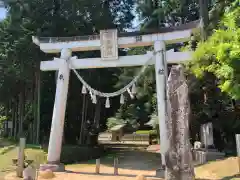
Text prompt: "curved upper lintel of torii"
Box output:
[[32, 20, 201, 54]]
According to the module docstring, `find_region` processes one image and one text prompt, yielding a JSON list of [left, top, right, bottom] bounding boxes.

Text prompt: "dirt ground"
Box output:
[[4, 150, 162, 180], [4, 150, 240, 180], [4, 165, 161, 180]]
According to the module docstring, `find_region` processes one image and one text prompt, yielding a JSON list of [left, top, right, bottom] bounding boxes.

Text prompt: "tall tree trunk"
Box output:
[[8, 100, 12, 136], [36, 71, 41, 144], [5, 102, 9, 136], [199, 0, 209, 40], [78, 94, 86, 144], [33, 80, 36, 143], [83, 95, 89, 143], [199, 0, 210, 122], [33, 71, 38, 144], [14, 98, 18, 139], [94, 98, 101, 128], [18, 84, 25, 138], [33, 69, 41, 144], [10, 100, 14, 137], [18, 93, 21, 137], [30, 76, 35, 143], [80, 95, 89, 144]]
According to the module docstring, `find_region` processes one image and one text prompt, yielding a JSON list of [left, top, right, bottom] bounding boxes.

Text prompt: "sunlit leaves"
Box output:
[[189, 4, 240, 99]]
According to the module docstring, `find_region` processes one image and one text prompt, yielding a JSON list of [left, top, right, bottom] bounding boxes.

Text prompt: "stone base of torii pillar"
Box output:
[[39, 163, 65, 172]]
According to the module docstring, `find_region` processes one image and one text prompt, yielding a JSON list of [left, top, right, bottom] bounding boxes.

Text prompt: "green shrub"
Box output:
[[106, 117, 125, 129], [0, 116, 7, 130], [149, 130, 157, 135], [60, 145, 106, 164]]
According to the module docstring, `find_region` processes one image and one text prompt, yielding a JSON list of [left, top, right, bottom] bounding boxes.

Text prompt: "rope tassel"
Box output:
[[81, 85, 87, 94], [127, 88, 134, 99], [131, 83, 137, 94], [120, 94, 125, 104], [105, 97, 110, 108]]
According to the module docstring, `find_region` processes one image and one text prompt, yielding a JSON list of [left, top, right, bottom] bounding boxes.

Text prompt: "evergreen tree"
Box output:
[[0, 0, 135, 144]]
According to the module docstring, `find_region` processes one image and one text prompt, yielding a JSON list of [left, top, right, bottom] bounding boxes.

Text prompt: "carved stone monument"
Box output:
[[200, 122, 214, 148], [193, 122, 225, 165], [165, 65, 195, 180]]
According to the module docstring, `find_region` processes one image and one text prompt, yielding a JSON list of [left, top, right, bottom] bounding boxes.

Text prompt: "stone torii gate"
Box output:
[[32, 20, 200, 171]]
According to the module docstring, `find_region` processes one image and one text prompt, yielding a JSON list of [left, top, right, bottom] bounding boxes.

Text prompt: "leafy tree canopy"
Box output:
[[188, 4, 240, 99]]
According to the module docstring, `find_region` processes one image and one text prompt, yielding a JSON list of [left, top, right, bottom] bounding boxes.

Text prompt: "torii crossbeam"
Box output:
[[40, 50, 192, 71], [33, 20, 201, 172]]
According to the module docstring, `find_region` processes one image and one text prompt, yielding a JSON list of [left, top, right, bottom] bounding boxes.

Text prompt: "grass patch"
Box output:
[[0, 145, 16, 155], [135, 130, 151, 134], [0, 139, 106, 178], [0, 139, 46, 178], [135, 130, 157, 135], [0, 145, 46, 169]]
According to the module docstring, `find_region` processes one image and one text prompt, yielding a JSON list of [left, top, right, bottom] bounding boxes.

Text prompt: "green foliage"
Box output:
[[188, 5, 240, 99], [111, 0, 200, 132], [0, 116, 7, 122], [147, 113, 158, 129], [106, 117, 125, 129], [0, 0, 135, 143], [136, 0, 199, 29], [0, 0, 238, 152], [0, 116, 7, 130], [110, 47, 156, 128]]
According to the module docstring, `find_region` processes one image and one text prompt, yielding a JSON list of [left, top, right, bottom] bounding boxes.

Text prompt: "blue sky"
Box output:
[[0, 8, 6, 20], [0, 7, 139, 30]]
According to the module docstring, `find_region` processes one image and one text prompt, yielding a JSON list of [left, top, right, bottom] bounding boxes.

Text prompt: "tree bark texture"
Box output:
[[78, 94, 86, 144], [199, 0, 209, 40], [165, 65, 195, 180], [14, 98, 18, 139], [94, 97, 101, 128]]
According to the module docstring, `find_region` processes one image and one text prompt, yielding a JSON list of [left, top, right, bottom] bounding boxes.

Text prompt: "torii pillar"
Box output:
[[154, 41, 169, 166], [40, 48, 72, 171]]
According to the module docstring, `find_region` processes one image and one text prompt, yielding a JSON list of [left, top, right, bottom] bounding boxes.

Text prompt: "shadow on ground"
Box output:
[[65, 170, 157, 178], [196, 176, 240, 180], [220, 174, 240, 180], [83, 150, 161, 171], [64, 170, 240, 180]]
